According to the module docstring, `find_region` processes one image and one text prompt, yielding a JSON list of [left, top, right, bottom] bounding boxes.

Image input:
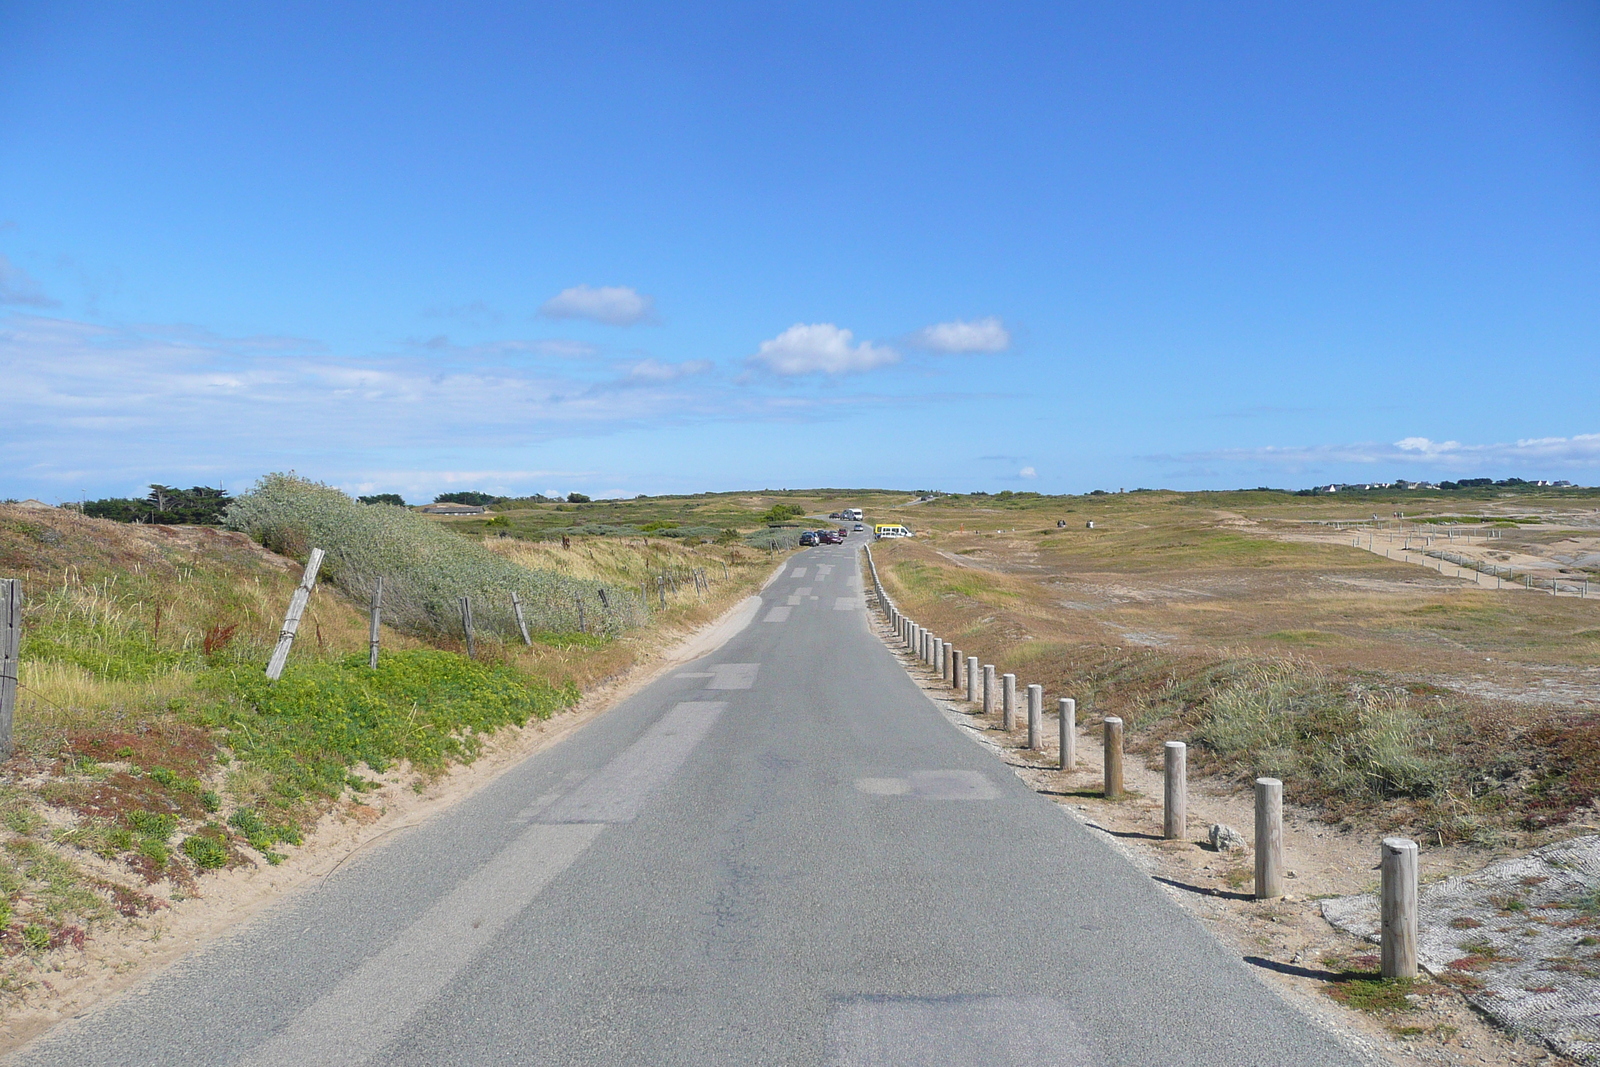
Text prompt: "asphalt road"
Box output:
[[13, 534, 1368, 1066]]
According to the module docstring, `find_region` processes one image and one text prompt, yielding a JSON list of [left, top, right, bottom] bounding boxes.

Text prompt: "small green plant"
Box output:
[[126, 811, 178, 840], [1327, 975, 1421, 1013], [181, 835, 228, 870], [200, 790, 221, 812], [21, 923, 50, 950], [138, 838, 168, 869]]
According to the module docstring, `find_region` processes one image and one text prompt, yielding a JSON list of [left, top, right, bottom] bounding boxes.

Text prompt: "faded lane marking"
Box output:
[[764, 606, 792, 622], [833, 598, 858, 611], [790, 567, 806, 577], [852, 770, 999, 800], [707, 663, 759, 690], [828, 996, 1092, 1067], [542, 702, 726, 823], [235, 822, 603, 1067]]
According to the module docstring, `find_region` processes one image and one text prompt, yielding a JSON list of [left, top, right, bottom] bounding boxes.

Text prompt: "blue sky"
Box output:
[[2, 1, 1597, 502]]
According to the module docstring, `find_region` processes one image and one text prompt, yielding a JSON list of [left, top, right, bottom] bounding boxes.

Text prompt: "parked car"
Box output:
[[820, 530, 842, 544], [799, 530, 819, 546], [853, 523, 864, 531]]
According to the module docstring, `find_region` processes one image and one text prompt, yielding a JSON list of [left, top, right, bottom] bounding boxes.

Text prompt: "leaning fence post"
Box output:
[[266, 548, 326, 681], [1164, 742, 1187, 839], [1026, 684, 1042, 749], [368, 577, 383, 669], [0, 579, 19, 756], [1254, 778, 1284, 899], [1001, 673, 1017, 732], [1059, 698, 1075, 769], [460, 596, 476, 659], [1103, 717, 1124, 798], [511, 591, 533, 646], [1380, 837, 1419, 978]]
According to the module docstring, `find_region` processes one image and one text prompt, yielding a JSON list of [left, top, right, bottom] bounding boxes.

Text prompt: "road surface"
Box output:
[[12, 534, 1367, 1066]]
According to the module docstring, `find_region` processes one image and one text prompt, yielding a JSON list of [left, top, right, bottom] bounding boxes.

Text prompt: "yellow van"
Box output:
[[873, 524, 911, 539]]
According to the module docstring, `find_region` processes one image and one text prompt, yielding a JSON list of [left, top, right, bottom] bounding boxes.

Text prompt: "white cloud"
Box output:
[[1019, 466, 1037, 478], [748, 323, 899, 376], [538, 285, 656, 326], [1165, 433, 1600, 471], [0, 255, 59, 308], [910, 316, 1010, 354], [623, 358, 714, 382]]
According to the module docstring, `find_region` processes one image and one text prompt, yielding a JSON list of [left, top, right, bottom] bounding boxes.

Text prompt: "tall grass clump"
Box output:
[[225, 475, 642, 639], [1193, 660, 1452, 804]]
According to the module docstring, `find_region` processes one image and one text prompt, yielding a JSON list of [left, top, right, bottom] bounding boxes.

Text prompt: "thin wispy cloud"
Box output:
[[0, 255, 60, 308], [748, 323, 898, 376], [909, 316, 1010, 354], [538, 285, 656, 326], [1160, 433, 1600, 472]]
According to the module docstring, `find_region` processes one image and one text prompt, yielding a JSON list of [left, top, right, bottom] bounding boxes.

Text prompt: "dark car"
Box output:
[[799, 530, 819, 546], [837, 528, 849, 539], [818, 530, 841, 544]]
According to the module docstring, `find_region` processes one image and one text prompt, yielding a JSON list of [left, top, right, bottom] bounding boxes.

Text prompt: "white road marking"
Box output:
[[764, 606, 792, 622], [787, 594, 803, 605], [790, 567, 806, 577], [707, 663, 759, 690], [851, 770, 999, 800], [542, 702, 727, 823], [829, 996, 1091, 1067], [833, 597, 857, 610], [795, 586, 812, 596], [236, 822, 603, 1067]]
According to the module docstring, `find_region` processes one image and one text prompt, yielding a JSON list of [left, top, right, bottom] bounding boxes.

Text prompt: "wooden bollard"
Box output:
[[460, 596, 476, 660], [1059, 698, 1075, 770], [982, 665, 996, 716], [1001, 673, 1017, 731], [952, 648, 965, 691], [1026, 684, 1042, 749], [1163, 742, 1187, 839], [966, 657, 979, 702], [1381, 838, 1419, 978], [942, 641, 953, 683], [1103, 717, 1124, 798], [1254, 778, 1283, 900]]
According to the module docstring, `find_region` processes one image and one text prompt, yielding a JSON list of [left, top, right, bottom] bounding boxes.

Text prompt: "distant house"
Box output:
[[14, 499, 54, 510], [418, 503, 487, 516]]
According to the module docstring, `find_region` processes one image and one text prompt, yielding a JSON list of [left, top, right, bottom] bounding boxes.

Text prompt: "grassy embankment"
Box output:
[[868, 488, 1600, 846], [0, 482, 784, 998]]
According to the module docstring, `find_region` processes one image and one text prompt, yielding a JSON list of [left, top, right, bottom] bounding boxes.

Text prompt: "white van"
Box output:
[[843, 508, 864, 522], [873, 524, 911, 539]]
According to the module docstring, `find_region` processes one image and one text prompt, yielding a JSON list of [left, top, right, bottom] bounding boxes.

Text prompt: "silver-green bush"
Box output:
[[225, 474, 641, 638]]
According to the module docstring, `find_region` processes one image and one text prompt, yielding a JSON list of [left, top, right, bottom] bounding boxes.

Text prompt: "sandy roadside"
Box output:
[[0, 561, 787, 1056]]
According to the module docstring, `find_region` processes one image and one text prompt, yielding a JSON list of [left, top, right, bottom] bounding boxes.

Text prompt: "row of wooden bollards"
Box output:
[[882, 598, 1420, 981]]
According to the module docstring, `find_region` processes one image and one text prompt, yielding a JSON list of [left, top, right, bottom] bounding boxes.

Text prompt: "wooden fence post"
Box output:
[[460, 596, 475, 659], [511, 591, 532, 646], [1001, 673, 1017, 732], [368, 577, 383, 669], [0, 579, 19, 756], [1381, 837, 1420, 978], [1254, 778, 1284, 899], [951, 648, 964, 691], [1059, 698, 1075, 770], [266, 548, 326, 681], [575, 595, 586, 633], [1103, 717, 1124, 798], [1163, 741, 1187, 839]]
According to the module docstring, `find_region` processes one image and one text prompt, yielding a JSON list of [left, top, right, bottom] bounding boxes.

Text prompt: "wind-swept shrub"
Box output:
[[224, 474, 641, 639]]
